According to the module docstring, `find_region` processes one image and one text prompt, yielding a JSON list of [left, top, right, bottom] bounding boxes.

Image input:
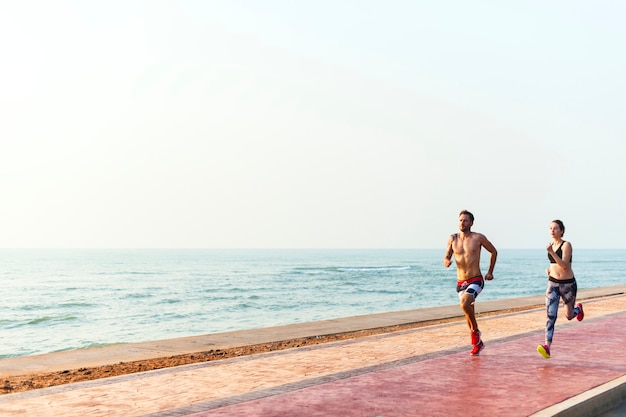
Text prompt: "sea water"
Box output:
[[1, 248, 624, 359]]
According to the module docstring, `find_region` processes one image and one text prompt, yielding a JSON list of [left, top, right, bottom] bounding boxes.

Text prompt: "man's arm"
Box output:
[[443, 234, 455, 268], [481, 235, 497, 280]]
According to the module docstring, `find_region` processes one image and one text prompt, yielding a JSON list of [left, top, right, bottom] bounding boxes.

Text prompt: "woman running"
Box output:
[[537, 219, 584, 358]]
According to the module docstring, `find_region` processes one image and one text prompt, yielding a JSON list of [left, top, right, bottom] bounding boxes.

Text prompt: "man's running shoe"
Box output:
[[537, 344, 551, 358], [576, 303, 584, 321], [471, 330, 481, 346], [470, 341, 484, 356]]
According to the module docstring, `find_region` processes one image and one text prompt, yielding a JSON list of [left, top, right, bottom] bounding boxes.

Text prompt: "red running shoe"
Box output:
[[576, 303, 584, 321], [471, 330, 481, 346], [470, 341, 484, 356]]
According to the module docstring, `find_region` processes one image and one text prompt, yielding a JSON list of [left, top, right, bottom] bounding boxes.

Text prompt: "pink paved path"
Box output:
[[188, 313, 626, 416]]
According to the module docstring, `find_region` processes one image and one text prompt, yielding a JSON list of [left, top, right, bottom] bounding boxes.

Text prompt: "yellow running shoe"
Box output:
[[537, 344, 551, 358]]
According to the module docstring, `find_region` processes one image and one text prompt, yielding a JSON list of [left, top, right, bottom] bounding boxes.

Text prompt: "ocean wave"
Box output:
[[337, 266, 412, 272], [290, 268, 327, 275], [26, 315, 79, 326], [356, 288, 408, 295], [10, 302, 96, 318], [95, 271, 169, 275], [77, 341, 125, 350], [122, 292, 154, 299], [57, 302, 98, 308], [19, 304, 54, 311], [290, 266, 413, 274]]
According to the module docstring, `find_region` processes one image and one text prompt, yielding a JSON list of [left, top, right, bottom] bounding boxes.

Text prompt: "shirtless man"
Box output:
[[444, 210, 498, 355]]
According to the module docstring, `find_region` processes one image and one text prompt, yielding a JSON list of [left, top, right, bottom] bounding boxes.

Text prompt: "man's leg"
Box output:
[[460, 292, 479, 332], [461, 293, 484, 355]]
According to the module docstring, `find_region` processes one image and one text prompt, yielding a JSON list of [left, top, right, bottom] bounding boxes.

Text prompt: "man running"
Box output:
[[444, 210, 498, 355]]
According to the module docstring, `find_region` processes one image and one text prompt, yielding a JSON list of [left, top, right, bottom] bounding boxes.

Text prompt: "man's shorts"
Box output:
[[457, 276, 484, 300]]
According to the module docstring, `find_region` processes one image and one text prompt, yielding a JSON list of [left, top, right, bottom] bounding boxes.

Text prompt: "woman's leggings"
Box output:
[[545, 277, 577, 343]]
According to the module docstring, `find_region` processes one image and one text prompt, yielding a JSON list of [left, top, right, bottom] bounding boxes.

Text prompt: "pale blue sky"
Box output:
[[1, 1, 624, 249]]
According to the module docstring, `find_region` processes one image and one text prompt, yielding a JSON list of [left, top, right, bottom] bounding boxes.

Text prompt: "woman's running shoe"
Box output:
[[537, 344, 551, 358], [576, 303, 584, 321]]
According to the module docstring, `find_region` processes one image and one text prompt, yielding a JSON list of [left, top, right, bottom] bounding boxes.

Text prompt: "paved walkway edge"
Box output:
[[530, 374, 626, 417]]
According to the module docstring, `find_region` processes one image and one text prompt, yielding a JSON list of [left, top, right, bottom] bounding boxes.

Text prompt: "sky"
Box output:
[[1, 1, 625, 249]]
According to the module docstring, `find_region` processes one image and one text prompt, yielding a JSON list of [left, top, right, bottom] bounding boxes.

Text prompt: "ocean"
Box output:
[[1, 248, 624, 359]]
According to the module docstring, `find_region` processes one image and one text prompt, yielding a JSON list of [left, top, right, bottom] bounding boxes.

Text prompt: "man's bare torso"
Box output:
[[450, 232, 484, 280]]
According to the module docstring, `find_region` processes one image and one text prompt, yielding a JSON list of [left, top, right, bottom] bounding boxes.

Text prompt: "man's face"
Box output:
[[459, 214, 473, 232]]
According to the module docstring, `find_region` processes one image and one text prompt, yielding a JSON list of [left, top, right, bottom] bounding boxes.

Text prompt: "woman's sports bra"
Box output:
[[548, 241, 572, 263]]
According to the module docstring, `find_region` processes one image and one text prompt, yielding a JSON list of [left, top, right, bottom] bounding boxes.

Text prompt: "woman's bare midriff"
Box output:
[[548, 265, 574, 280]]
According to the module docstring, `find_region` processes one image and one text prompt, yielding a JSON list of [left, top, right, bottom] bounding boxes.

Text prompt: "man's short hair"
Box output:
[[459, 210, 474, 222]]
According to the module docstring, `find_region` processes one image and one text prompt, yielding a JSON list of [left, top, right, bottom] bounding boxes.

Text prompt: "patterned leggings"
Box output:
[[544, 277, 578, 343]]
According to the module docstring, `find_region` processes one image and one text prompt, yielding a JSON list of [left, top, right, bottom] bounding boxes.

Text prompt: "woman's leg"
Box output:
[[545, 281, 560, 346], [561, 280, 579, 320]]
